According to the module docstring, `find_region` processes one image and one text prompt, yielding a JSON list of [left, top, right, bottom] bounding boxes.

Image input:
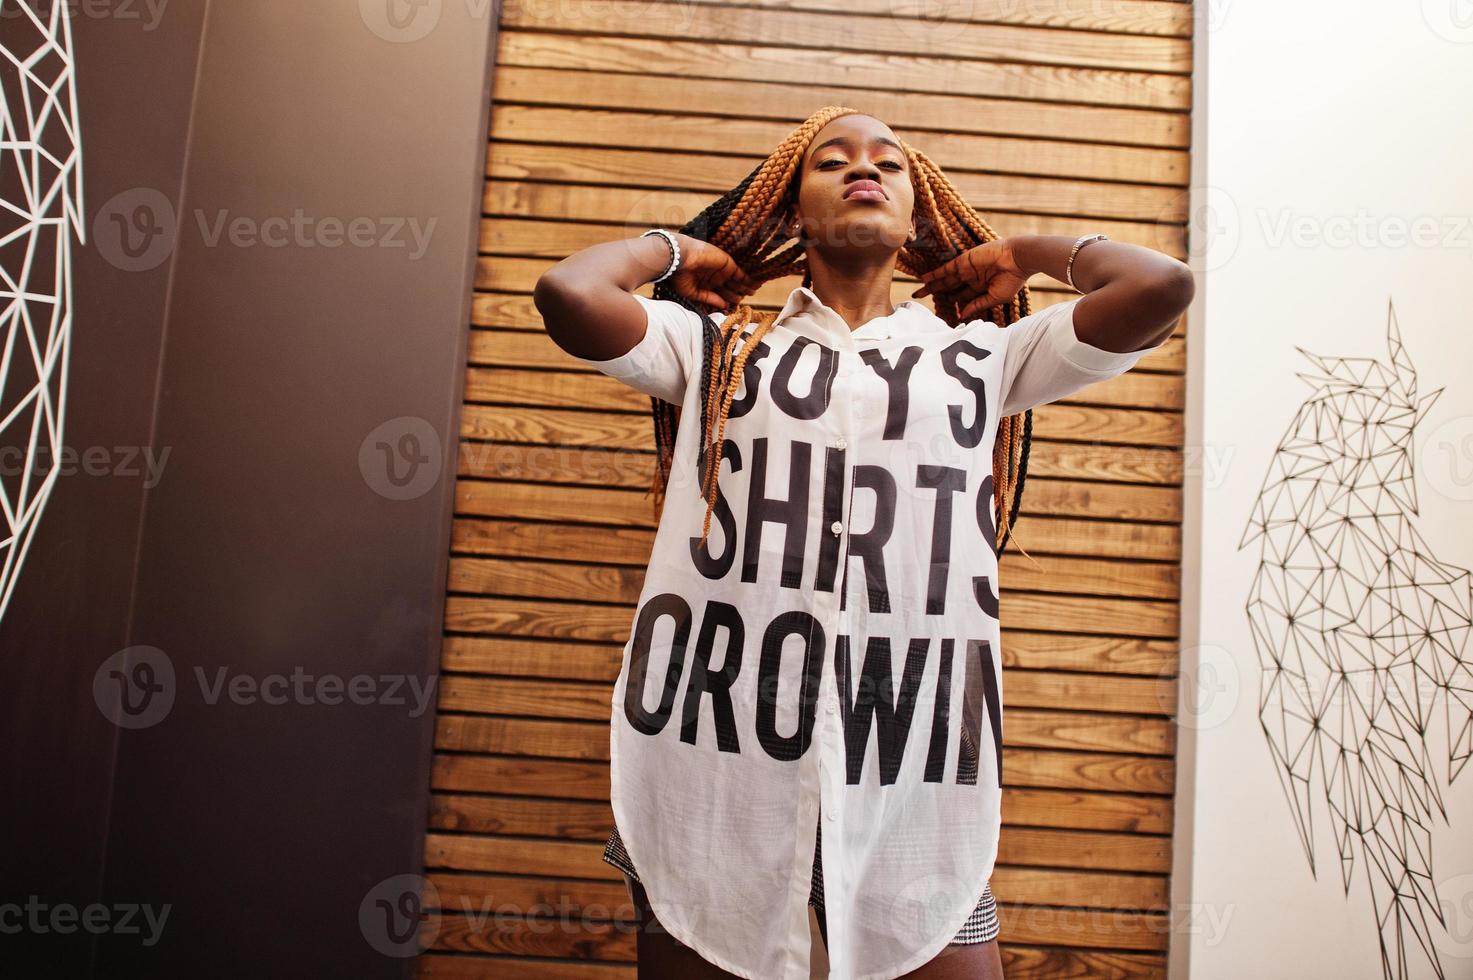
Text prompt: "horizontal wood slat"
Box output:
[[452, 508, 1182, 563], [491, 141, 1185, 227], [491, 69, 1189, 151], [466, 259, 1189, 355], [455, 475, 1182, 526], [427, 785, 1174, 840], [445, 589, 1177, 638], [608, 0, 1195, 38], [446, 551, 1178, 602], [480, 213, 1187, 265], [425, 823, 1168, 879], [415, 947, 1167, 978], [470, 315, 1186, 379], [418, 954, 633, 979], [497, 32, 1191, 111], [431, 675, 1177, 729], [492, 105, 1190, 186], [496, 2, 1192, 74], [465, 362, 1184, 415], [430, 744, 1174, 797], [440, 627, 1181, 680], [460, 400, 1184, 449], [427, 782, 1174, 836], [454, 515, 1179, 571]]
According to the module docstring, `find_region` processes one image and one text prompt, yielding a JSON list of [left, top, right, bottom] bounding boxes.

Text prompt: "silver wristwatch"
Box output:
[[1065, 233, 1108, 292]]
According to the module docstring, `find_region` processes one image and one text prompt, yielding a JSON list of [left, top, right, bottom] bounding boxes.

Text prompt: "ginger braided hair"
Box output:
[[646, 105, 1037, 553]]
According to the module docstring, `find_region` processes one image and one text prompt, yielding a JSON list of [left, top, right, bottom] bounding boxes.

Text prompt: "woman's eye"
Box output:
[[818, 160, 903, 170]]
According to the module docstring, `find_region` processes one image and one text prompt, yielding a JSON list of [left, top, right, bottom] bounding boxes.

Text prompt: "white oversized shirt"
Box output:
[[572, 284, 1162, 979]]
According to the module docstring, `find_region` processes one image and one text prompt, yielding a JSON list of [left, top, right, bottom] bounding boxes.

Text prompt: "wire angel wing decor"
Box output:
[[1241, 299, 1473, 979], [0, 0, 86, 624]]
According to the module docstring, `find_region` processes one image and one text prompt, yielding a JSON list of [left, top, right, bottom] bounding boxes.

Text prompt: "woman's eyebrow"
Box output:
[[809, 135, 905, 157]]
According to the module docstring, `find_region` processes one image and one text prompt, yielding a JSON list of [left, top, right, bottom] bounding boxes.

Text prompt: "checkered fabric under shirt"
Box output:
[[603, 820, 1000, 944]]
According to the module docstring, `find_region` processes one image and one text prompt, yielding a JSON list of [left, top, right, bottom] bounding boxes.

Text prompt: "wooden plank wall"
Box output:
[[419, 1, 1193, 976]]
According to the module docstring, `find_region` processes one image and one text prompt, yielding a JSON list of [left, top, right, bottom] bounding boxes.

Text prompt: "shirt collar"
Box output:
[[772, 284, 935, 344]]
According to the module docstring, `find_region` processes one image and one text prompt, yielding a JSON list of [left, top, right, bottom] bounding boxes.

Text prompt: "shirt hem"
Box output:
[[611, 685, 813, 979], [844, 803, 1003, 980]]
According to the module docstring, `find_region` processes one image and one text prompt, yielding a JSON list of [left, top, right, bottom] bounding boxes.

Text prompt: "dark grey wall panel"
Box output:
[[0, 2, 207, 972], [0, 1, 494, 975]]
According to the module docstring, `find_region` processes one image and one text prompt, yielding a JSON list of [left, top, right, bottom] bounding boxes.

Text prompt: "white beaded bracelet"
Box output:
[[640, 228, 681, 283]]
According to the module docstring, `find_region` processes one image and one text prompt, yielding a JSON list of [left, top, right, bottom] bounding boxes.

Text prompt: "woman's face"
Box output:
[[792, 114, 917, 257]]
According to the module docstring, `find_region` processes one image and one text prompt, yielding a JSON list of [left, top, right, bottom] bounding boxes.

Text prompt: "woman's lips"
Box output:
[[844, 189, 886, 202]]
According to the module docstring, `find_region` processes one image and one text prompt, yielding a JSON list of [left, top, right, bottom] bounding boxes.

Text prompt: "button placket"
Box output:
[[817, 344, 865, 855]]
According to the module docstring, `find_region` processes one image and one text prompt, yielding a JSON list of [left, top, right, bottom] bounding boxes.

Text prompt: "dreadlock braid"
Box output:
[[645, 106, 1039, 553]]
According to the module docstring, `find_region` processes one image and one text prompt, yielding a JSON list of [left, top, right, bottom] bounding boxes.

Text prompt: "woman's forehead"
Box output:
[[807, 117, 899, 155]]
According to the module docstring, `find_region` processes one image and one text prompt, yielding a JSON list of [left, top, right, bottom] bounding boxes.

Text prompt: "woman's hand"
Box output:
[[667, 236, 756, 311], [911, 239, 1030, 322]]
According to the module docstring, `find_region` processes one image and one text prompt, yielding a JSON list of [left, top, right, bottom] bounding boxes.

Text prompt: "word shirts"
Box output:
[[571, 284, 1162, 979]]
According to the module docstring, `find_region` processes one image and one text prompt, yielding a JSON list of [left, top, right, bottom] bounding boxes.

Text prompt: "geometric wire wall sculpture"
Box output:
[[0, 0, 85, 625], [1241, 299, 1473, 980]]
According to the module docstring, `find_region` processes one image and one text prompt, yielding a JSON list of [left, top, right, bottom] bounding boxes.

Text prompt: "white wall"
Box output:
[[1174, 3, 1473, 978]]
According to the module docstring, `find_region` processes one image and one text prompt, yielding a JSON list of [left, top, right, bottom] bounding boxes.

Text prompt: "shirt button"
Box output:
[[830, 520, 843, 535], [835, 437, 847, 450], [826, 702, 836, 715], [825, 808, 836, 823]]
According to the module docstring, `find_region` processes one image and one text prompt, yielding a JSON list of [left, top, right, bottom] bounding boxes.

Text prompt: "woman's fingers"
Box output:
[[916, 273, 964, 299], [918, 267, 960, 294], [916, 258, 975, 297], [937, 282, 984, 308], [959, 296, 997, 321], [958, 282, 1016, 321]]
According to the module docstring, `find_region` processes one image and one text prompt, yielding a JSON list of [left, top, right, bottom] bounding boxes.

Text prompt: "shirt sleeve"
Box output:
[[567, 293, 705, 406], [997, 295, 1166, 417]]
